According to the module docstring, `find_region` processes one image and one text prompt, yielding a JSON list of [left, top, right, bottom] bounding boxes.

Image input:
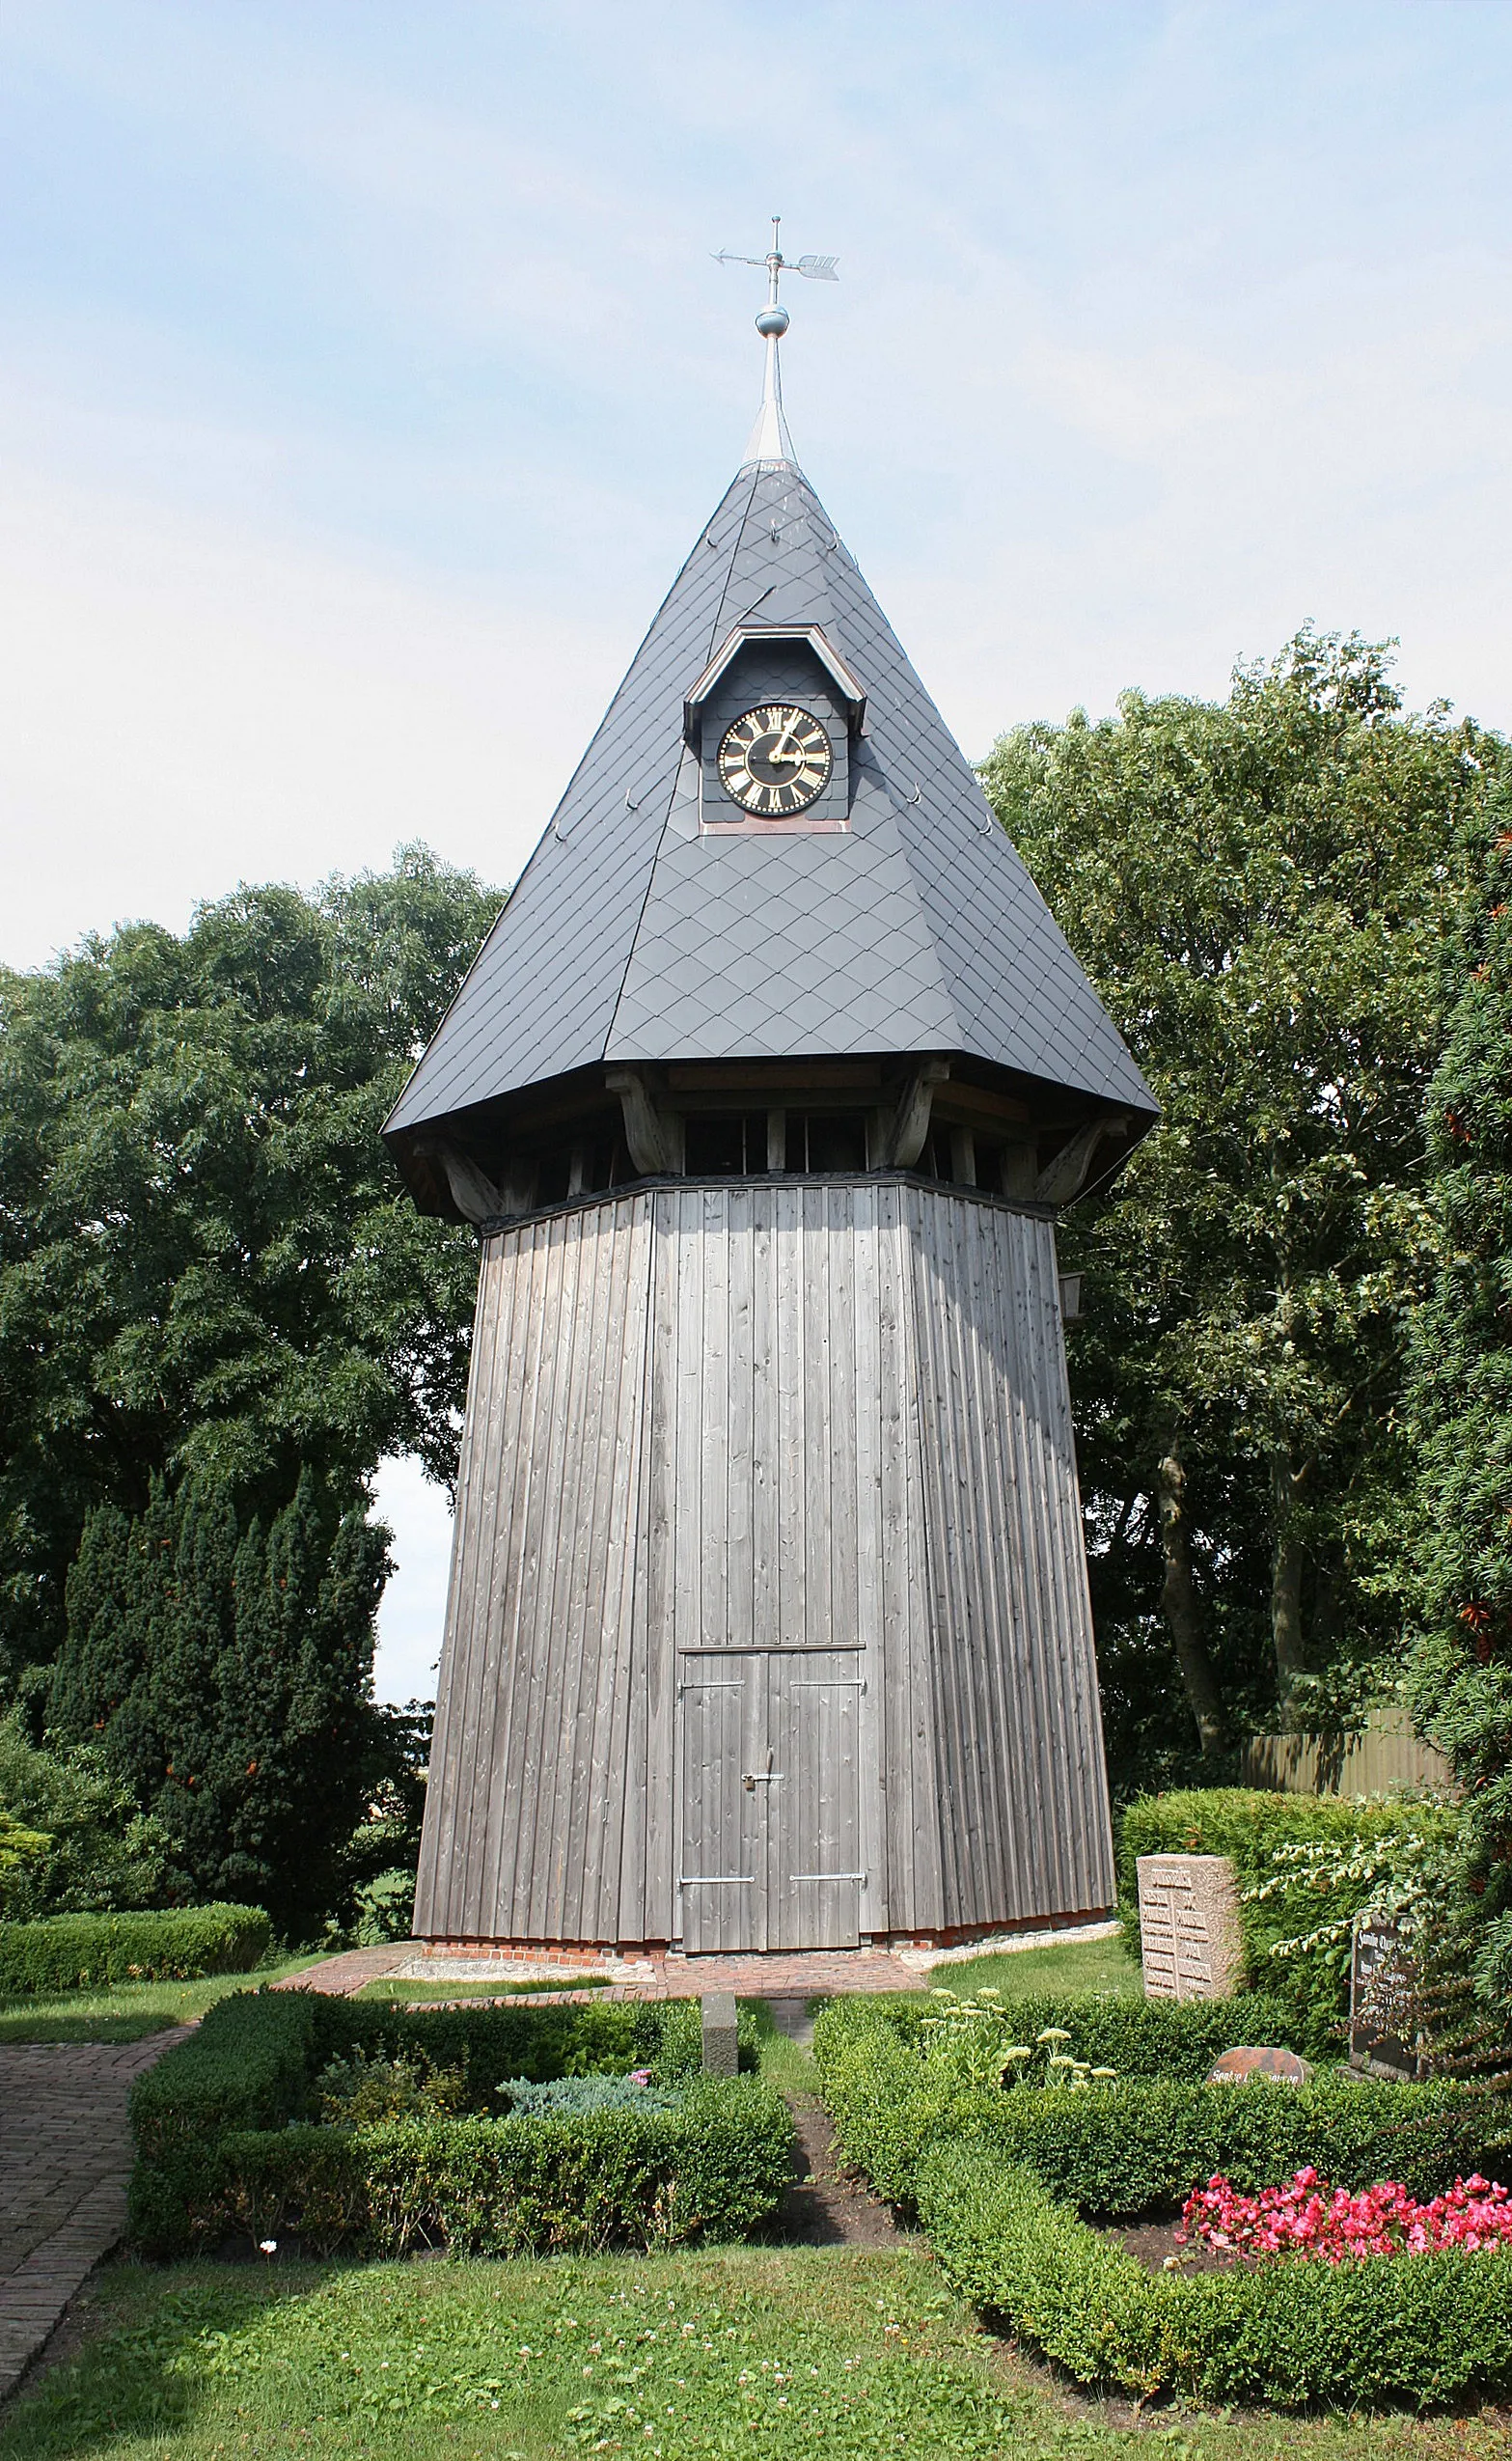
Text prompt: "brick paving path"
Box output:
[[0, 2032, 193, 2404], [281, 1943, 925, 2003]]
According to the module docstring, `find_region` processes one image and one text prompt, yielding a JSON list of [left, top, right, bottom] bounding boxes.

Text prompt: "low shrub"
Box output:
[[815, 1996, 1512, 2217], [316, 2044, 467, 2124], [497, 2074, 684, 2115], [0, 1902, 270, 1997], [161, 2081, 791, 2258], [918, 2141, 1512, 2408], [812, 1986, 1296, 2085], [129, 1985, 768, 2255]]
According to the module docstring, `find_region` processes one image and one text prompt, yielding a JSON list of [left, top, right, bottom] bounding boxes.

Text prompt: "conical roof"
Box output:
[[386, 450, 1155, 1141]]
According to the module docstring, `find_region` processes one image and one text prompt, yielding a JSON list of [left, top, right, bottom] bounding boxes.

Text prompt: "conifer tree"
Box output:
[[1408, 776, 1512, 2010], [50, 1470, 389, 1937]]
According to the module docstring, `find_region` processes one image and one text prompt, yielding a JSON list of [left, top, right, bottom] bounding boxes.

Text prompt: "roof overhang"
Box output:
[[684, 623, 866, 743]]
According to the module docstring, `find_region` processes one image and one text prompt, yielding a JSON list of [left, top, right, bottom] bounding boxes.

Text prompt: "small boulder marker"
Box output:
[[1137, 1854, 1244, 2001], [1206, 2046, 1312, 2085]]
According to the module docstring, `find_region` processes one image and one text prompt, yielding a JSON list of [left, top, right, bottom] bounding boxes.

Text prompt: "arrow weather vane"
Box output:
[[714, 217, 838, 469]]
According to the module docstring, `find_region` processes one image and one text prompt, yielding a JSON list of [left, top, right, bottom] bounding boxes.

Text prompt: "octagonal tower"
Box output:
[[385, 261, 1156, 1956]]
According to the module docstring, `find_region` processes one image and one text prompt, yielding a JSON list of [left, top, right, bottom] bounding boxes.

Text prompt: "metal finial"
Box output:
[[712, 216, 838, 471]]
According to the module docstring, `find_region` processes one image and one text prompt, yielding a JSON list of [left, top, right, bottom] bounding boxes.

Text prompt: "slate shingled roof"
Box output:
[[386, 456, 1156, 1136]]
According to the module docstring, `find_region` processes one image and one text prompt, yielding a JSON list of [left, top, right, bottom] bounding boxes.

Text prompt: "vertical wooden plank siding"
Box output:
[[414, 1177, 1114, 1947]]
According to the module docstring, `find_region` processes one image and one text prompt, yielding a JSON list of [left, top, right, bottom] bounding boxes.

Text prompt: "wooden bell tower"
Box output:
[[385, 241, 1156, 1956]]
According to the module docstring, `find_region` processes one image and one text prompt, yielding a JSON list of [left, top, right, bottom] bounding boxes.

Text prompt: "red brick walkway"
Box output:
[[0, 2032, 193, 2404], [278, 1943, 925, 2002]]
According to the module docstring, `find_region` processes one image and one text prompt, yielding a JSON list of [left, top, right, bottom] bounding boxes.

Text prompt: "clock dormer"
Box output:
[[685, 622, 865, 833]]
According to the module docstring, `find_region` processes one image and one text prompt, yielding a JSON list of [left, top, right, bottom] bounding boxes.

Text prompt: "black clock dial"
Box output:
[[717, 704, 832, 816]]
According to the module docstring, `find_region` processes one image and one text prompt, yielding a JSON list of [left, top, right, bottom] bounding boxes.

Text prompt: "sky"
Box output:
[[4, 0, 1512, 1698]]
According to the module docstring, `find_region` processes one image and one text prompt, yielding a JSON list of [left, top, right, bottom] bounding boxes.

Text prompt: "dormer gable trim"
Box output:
[[683, 623, 866, 745]]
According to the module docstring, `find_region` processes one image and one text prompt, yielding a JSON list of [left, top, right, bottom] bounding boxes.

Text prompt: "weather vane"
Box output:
[[714, 217, 837, 470], [713, 215, 838, 338]]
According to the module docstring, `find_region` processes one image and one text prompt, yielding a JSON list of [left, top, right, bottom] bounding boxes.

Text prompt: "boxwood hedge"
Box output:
[[814, 1990, 1512, 2409], [129, 1985, 783, 2257], [918, 2142, 1512, 2409], [0, 1903, 270, 1996]]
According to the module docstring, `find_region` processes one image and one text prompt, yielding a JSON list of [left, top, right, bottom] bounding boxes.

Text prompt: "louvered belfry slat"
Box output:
[[386, 342, 1156, 1960]]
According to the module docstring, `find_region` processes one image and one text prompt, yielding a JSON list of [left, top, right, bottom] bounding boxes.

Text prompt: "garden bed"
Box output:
[[812, 1990, 1512, 2408], [129, 1987, 791, 2260]]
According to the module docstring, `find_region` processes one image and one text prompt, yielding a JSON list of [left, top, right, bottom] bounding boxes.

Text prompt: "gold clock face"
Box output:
[[717, 703, 832, 817]]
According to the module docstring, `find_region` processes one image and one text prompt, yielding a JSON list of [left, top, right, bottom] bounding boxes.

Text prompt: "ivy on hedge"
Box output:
[[918, 2143, 1512, 2409], [0, 1903, 270, 1997], [129, 1986, 777, 2257]]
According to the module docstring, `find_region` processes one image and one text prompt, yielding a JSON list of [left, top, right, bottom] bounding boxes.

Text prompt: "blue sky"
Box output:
[[4, 1, 1511, 1694]]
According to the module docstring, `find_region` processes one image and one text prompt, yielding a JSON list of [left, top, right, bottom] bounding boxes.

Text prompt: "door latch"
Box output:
[[742, 1771, 781, 1791]]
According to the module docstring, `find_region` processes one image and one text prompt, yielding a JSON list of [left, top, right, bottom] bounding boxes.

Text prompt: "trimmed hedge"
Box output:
[[0, 1903, 270, 1997], [175, 2084, 792, 2257], [129, 1986, 774, 2256], [812, 1986, 1296, 2082], [814, 1996, 1512, 2216], [918, 2142, 1512, 2409]]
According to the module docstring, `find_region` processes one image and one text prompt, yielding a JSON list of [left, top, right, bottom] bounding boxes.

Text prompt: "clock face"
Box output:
[[717, 704, 833, 817]]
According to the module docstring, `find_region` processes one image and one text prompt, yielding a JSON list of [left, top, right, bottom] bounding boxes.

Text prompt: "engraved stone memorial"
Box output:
[[1137, 1853, 1244, 2001]]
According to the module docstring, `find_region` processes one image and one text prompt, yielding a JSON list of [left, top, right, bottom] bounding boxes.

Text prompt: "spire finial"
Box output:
[[712, 219, 838, 472]]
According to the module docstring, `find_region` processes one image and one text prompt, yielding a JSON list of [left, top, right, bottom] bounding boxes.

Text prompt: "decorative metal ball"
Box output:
[[755, 306, 790, 339]]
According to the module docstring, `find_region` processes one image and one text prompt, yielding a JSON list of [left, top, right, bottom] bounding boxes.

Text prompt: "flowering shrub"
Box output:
[[1181, 2166, 1512, 2260], [918, 1990, 1115, 2090]]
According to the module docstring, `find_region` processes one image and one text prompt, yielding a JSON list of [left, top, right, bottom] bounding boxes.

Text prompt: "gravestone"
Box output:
[[1137, 1853, 1244, 2001], [1350, 1916, 1417, 2080], [701, 1990, 739, 2077]]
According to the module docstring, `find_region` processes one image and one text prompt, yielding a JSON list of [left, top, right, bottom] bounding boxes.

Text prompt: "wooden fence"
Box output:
[[1239, 1709, 1454, 1798]]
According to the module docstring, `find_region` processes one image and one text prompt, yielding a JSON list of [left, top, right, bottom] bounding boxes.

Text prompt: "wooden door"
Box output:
[[676, 1652, 863, 1951], [768, 1654, 863, 1949], [677, 1659, 764, 1951]]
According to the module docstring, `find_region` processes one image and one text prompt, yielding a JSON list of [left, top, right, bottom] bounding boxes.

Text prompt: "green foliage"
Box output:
[[1407, 771, 1512, 2014], [0, 1809, 49, 1881], [812, 1982, 1295, 2083], [316, 2044, 467, 2124], [48, 1468, 390, 1938], [0, 1708, 173, 1918], [918, 1988, 1117, 2090], [1117, 1786, 1456, 2055], [918, 2142, 1512, 2408], [814, 1995, 1505, 2221], [128, 1987, 759, 2253], [497, 2075, 686, 2115], [0, 846, 497, 1685], [205, 2085, 791, 2258], [350, 1866, 417, 1946], [0, 1901, 268, 1997], [981, 633, 1500, 1770]]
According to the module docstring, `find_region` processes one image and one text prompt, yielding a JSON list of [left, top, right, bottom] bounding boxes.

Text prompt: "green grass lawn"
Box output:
[[0, 1955, 321, 2044], [926, 1932, 1140, 2001], [5, 2248, 1508, 2461]]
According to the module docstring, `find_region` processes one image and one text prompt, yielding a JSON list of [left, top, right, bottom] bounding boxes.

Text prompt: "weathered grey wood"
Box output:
[[415, 1175, 1115, 1949]]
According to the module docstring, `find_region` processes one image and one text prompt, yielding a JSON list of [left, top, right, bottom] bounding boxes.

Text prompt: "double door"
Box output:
[[677, 1650, 863, 1951]]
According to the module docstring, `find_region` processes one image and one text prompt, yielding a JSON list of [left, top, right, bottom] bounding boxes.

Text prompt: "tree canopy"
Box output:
[[1407, 772, 1512, 2006], [982, 630, 1500, 1779], [0, 845, 499, 1687]]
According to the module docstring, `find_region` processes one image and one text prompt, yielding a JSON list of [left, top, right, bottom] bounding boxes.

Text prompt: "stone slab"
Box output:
[[1137, 1853, 1244, 2002], [701, 1990, 739, 2077], [1207, 2045, 1312, 2085]]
